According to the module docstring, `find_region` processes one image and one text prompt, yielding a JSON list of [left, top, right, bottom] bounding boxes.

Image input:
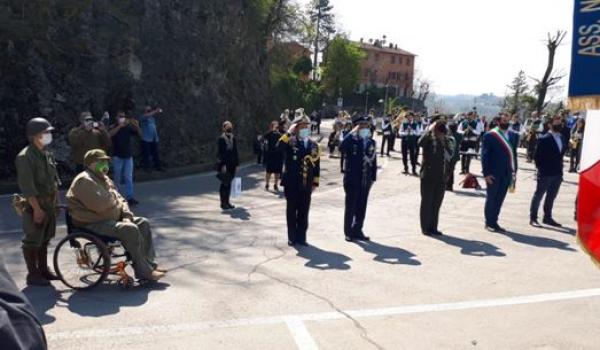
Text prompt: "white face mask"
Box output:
[[40, 133, 53, 146], [298, 129, 310, 139]]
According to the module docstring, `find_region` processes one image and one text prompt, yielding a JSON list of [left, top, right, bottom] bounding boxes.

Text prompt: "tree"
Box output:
[[308, 0, 336, 79], [505, 70, 529, 114], [321, 36, 365, 97], [262, 0, 303, 42], [533, 30, 567, 114], [293, 56, 313, 77]]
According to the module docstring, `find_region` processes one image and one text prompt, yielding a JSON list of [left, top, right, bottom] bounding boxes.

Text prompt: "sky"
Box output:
[[297, 0, 574, 97]]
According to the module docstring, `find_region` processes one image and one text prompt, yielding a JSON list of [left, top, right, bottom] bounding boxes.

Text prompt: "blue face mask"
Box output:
[[359, 128, 371, 139], [298, 129, 310, 139]]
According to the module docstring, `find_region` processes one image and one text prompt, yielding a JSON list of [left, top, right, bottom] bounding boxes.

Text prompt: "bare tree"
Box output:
[[532, 30, 567, 114]]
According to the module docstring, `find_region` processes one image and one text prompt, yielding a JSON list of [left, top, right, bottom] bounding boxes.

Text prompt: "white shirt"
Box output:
[[551, 132, 563, 153]]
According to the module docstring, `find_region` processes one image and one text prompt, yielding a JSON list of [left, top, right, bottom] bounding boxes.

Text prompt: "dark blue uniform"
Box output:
[[278, 133, 320, 245], [399, 121, 421, 174], [340, 133, 377, 240]]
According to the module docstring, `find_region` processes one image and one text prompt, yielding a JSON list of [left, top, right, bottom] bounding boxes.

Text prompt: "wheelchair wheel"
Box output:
[[53, 232, 111, 290]]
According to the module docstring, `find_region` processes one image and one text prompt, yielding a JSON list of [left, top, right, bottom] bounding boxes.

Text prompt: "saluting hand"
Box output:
[[351, 125, 360, 134], [288, 123, 297, 134]]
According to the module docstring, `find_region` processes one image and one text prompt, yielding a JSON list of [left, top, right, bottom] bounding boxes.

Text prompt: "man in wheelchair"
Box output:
[[66, 149, 166, 282]]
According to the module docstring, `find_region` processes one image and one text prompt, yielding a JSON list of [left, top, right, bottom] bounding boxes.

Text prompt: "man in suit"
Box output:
[[530, 115, 567, 227], [419, 115, 452, 236], [380, 114, 393, 157], [340, 115, 377, 242], [482, 112, 515, 233], [216, 121, 239, 210], [278, 115, 320, 246]]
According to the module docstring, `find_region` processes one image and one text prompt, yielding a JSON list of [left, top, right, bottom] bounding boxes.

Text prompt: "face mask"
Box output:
[[95, 161, 109, 175], [358, 128, 371, 139], [298, 129, 310, 139], [118, 118, 126, 124], [225, 127, 233, 133], [552, 124, 563, 132], [40, 133, 53, 146]]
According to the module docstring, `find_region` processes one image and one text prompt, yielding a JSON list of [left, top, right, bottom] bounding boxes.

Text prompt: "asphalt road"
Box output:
[[1, 122, 598, 350]]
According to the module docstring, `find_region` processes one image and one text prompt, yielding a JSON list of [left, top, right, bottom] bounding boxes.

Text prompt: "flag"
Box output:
[[577, 112, 600, 266], [570, 1, 600, 266]]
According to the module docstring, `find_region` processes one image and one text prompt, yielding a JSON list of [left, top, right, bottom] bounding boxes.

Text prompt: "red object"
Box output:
[[461, 173, 481, 190], [578, 160, 600, 266]]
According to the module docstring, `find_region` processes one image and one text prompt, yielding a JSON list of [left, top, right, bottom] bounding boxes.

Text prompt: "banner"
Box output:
[[568, 0, 600, 110]]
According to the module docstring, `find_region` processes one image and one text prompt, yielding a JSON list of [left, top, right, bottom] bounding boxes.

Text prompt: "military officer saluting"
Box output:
[[340, 115, 377, 242], [278, 115, 321, 246], [14, 118, 61, 286]]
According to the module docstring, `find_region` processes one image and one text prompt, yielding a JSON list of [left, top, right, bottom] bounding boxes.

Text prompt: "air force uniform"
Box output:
[[340, 116, 377, 241]]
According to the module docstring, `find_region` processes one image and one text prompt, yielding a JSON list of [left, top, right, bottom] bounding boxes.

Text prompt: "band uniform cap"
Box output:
[[84, 149, 111, 166], [352, 115, 371, 125]]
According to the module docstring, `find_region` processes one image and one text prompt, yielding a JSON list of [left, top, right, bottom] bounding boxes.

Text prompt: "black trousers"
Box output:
[[219, 167, 236, 206], [420, 178, 446, 233], [401, 138, 417, 171], [142, 141, 162, 170], [527, 135, 538, 161], [570, 145, 581, 171], [460, 140, 477, 173], [380, 134, 393, 155], [256, 151, 263, 164], [285, 188, 312, 243], [530, 175, 563, 221], [344, 184, 371, 237]]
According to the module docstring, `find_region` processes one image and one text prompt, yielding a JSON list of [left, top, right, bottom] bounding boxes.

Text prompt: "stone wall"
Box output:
[[0, 0, 274, 180]]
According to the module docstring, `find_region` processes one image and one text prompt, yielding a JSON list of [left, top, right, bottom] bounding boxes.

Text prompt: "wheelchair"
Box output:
[[53, 207, 135, 290]]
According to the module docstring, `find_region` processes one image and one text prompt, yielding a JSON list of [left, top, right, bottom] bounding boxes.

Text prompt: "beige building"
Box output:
[[356, 39, 416, 97]]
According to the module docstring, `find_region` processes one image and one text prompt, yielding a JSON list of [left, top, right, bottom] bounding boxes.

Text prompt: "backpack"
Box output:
[[460, 173, 481, 190]]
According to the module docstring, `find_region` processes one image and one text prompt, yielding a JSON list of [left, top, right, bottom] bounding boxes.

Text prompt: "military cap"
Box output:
[[26, 117, 55, 137], [352, 115, 372, 125], [84, 149, 111, 166]]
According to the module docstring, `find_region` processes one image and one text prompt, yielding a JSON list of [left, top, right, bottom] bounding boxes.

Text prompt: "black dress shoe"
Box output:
[[530, 219, 542, 228], [354, 235, 370, 241], [485, 225, 500, 233], [345, 236, 353, 242], [287, 240, 295, 246], [495, 225, 507, 233], [543, 218, 562, 227], [297, 242, 309, 247], [433, 230, 443, 236], [422, 231, 434, 236]]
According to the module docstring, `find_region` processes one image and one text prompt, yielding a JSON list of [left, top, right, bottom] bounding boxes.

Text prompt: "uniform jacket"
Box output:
[[278, 133, 320, 192], [66, 170, 134, 225], [535, 133, 567, 177], [340, 134, 377, 188], [418, 131, 451, 181], [217, 133, 239, 169], [399, 121, 422, 139], [481, 129, 515, 178], [15, 145, 58, 198], [68, 127, 112, 165]]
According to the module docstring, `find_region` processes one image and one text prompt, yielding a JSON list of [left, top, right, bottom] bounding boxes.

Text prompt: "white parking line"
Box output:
[[47, 287, 600, 347], [284, 316, 319, 350]]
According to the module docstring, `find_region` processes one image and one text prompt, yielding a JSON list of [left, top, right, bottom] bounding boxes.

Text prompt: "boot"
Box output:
[[38, 243, 59, 280], [23, 248, 50, 286]]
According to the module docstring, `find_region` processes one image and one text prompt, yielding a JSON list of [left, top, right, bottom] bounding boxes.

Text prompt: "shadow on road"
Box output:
[[432, 234, 506, 257], [354, 240, 421, 265], [452, 190, 486, 198], [22, 285, 60, 325], [295, 245, 351, 271], [222, 207, 251, 221], [534, 225, 576, 236], [61, 282, 170, 318], [499, 230, 576, 252]]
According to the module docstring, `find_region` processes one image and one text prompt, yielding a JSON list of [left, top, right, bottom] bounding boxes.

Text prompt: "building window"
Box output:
[[375, 53, 379, 61], [406, 57, 411, 66], [399, 57, 403, 65], [405, 72, 409, 81], [391, 55, 396, 64]]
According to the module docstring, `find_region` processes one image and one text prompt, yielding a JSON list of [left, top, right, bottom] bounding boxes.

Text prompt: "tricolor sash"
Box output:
[[489, 128, 515, 173]]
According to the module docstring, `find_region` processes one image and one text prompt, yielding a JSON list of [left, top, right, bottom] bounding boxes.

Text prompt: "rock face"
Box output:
[[0, 0, 273, 179]]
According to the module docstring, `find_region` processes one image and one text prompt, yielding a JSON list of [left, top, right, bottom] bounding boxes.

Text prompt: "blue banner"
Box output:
[[569, 0, 600, 109]]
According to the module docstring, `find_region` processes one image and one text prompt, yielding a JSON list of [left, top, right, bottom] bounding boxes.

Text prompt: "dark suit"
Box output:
[[278, 134, 320, 244], [530, 132, 566, 221], [216, 133, 239, 207], [340, 134, 377, 238], [419, 131, 451, 234], [481, 129, 515, 227]]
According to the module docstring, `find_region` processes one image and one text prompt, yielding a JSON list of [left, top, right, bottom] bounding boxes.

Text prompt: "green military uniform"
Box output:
[[66, 150, 159, 280], [418, 127, 452, 236], [15, 145, 59, 248]]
